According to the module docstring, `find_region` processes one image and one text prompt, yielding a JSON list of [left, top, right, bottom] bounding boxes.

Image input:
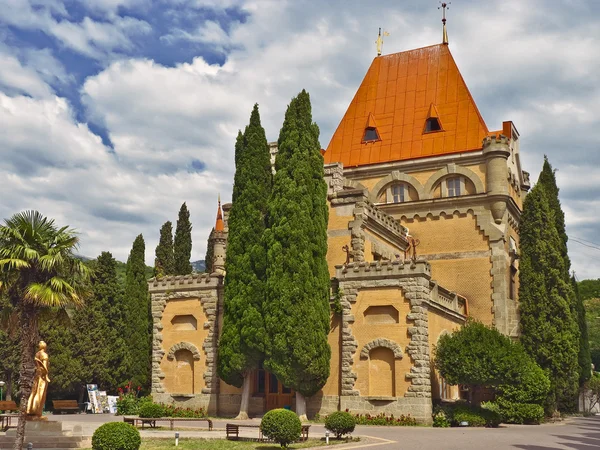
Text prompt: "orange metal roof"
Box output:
[[215, 199, 224, 232], [323, 44, 490, 167]]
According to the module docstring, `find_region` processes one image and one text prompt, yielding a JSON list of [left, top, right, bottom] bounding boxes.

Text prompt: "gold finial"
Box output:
[[375, 27, 390, 56], [218, 193, 221, 205], [438, 2, 450, 45]]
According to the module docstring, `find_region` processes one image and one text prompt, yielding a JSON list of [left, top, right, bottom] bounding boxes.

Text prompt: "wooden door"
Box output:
[[266, 372, 294, 411]]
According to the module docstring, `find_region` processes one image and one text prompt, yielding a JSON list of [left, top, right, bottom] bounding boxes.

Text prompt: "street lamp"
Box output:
[[0, 381, 5, 401]]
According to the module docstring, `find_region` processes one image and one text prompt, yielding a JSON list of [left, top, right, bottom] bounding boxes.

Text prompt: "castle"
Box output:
[[148, 35, 529, 423]]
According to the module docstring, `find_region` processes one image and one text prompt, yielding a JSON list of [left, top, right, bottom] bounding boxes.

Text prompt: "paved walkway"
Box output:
[[22, 413, 600, 449]]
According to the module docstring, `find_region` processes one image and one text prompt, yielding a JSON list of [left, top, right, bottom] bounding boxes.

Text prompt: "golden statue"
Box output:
[[26, 341, 50, 416]]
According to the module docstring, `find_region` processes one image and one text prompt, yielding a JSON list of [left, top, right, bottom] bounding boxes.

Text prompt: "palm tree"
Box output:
[[0, 211, 90, 450]]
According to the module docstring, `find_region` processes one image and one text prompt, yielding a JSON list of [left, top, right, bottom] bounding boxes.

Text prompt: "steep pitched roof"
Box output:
[[324, 44, 489, 167], [215, 198, 224, 232]]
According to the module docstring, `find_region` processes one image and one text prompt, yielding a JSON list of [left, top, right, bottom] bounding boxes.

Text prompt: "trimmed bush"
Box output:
[[260, 408, 302, 448], [325, 411, 356, 438], [436, 403, 501, 428], [488, 399, 544, 424], [92, 422, 141, 450], [138, 402, 165, 418]]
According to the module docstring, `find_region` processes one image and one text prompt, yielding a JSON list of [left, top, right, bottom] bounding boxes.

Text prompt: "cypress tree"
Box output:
[[204, 229, 214, 273], [537, 156, 569, 266], [124, 235, 151, 390], [537, 156, 591, 386], [573, 275, 592, 384], [519, 183, 580, 412], [264, 90, 331, 418], [217, 105, 272, 418], [155, 221, 175, 277], [174, 203, 193, 275], [90, 252, 127, 391]]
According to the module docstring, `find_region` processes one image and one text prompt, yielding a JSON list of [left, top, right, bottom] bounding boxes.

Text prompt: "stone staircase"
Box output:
[[0, 421, 91, 449]]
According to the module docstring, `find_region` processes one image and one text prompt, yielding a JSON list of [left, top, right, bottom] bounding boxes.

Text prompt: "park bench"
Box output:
[[225, 423, 310, 442], [52, 400, 80, 414], [123, 416, 213, 430], [0, 400, 18, 431]]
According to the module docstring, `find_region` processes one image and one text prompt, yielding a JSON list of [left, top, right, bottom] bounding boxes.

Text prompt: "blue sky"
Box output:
[[0, 0, 599, 280]]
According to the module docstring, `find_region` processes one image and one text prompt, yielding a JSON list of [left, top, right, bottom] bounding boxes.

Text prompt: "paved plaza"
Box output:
[[40, 414, 600, 449]]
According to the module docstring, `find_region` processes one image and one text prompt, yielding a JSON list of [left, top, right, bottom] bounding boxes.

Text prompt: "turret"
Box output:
[[210, 197, 227, 274], [482, 135, 511, 224]]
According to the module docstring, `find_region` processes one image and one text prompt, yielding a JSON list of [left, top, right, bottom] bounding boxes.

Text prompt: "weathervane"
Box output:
[[375, 28, 390, 56], [438, 2, 450, 45]]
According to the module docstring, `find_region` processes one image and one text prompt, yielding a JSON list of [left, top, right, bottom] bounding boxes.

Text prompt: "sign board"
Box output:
[[86, 384, 100, 414]]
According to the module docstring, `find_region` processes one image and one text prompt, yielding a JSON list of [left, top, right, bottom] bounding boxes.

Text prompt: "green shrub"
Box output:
[[138, 402, 165, 418], [437, 403, 501, 428], [260, 409, 302, 449], [92, 422, 141, 450], [490, 399, 544, 424], [497, 359, 550, 405], [116, 394, 152, 416], [432, 410, 450, 428], [325, 411, 355, 438]]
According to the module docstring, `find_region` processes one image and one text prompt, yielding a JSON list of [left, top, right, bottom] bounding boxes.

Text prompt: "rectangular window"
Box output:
[[391, 184, 405, 203], [510, 266, 517, 300], [447, 178, 461, 197]]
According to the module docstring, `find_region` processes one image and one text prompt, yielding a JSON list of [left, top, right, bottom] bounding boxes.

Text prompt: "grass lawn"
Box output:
[[139, 438, 357, 449]]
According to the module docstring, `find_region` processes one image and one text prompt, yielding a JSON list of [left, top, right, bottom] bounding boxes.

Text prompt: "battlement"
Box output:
[[335, 258, 431, 280], [149, 273, 221, 293], [482, 134, 510, 148]]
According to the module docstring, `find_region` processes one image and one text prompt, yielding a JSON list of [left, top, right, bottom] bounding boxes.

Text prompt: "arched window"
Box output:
[[379, 183, 414, 204], [446, 177, 463, 197]]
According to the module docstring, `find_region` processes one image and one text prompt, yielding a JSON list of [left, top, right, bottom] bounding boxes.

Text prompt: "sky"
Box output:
[[0, 0, 599, 279]]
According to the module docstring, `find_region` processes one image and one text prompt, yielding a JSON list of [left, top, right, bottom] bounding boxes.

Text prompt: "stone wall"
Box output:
[[149, 273, 223, 415]]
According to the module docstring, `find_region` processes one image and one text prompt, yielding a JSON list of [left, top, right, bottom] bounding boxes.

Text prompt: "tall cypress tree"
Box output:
[[573, 275, 592, 384], [217, 105, 272, 418], [519, 183, 579, 412], [124, 235, 151, 390], [204, 229, 214, 273], [537, 156, 591, 386], [155, 221, 175, 277], [264, 90, 331, 419], [90, 252, 127, 391], [174, 203, 193, 275]]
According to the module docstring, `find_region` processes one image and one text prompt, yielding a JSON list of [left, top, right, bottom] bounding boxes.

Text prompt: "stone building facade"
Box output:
[[149, 40, 528, 423]]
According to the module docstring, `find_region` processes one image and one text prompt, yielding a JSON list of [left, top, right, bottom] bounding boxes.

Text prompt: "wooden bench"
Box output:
[[0, 401, 18, 432], [123, 416, 213, 430], [52, 400, 80, 414], [225, 423, 310, 442]]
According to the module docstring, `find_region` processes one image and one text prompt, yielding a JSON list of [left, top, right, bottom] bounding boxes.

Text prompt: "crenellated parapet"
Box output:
[[337, 259, 430, 279]]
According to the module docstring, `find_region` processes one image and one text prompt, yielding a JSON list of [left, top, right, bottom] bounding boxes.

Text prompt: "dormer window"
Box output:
[[424, 117, 442, 133], [424, 103, 443, 133], [362, 113, 381, 143], [363, 127, 380, 142]]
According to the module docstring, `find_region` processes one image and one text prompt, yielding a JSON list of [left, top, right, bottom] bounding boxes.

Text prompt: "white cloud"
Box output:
[[0, 0, 599, 279]]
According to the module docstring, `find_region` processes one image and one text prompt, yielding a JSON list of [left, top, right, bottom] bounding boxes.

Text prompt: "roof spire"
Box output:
[[375, 27, 390, 56], [439, 2, 450, 45], [215, 195, 224, 232]]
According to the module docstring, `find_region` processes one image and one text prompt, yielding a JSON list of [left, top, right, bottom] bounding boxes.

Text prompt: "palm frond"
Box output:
[[0, 258, 30, 270]]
